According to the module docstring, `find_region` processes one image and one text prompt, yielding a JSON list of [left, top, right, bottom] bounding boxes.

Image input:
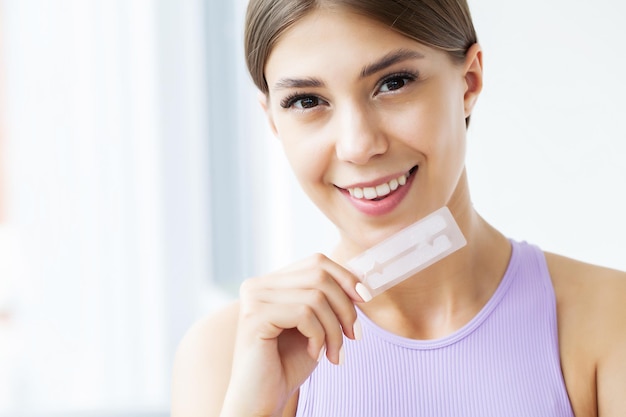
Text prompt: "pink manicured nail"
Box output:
[[353, 318, 362, 341], [317, 346, 326, 362], [355, 283, 373, 302], [338, 346, 345, 365]]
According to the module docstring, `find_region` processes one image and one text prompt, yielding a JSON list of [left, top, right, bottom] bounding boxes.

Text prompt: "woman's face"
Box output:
[[262, 8, 482, 257]]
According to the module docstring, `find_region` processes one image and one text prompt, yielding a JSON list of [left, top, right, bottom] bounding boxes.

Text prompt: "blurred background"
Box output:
[[0, 0, 624, 416]]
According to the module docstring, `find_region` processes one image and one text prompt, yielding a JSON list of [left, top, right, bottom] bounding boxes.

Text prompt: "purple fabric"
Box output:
[[295, 241, 574, 416]]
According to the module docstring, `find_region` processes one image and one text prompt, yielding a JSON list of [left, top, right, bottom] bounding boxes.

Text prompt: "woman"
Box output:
[[172, 1, 626, 416]]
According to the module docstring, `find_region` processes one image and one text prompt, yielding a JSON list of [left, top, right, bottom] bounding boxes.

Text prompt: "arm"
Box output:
[[595, 270, 626, 417], [548, 253, 626, 417], [171, 302, 239, 417]]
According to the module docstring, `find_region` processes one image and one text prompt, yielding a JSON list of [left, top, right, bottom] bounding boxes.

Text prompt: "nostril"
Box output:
[[336, 137, 388, 165]]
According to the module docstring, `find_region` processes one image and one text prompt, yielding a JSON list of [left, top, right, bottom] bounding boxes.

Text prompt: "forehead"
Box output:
[[264, 8, 438, 85]]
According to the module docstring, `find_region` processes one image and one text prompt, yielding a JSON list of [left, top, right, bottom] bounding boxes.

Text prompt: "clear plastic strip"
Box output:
[[346, 207, 467, 298]]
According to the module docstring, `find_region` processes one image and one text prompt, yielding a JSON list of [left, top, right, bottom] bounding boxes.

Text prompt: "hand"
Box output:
[[221, 253, 369, 417]]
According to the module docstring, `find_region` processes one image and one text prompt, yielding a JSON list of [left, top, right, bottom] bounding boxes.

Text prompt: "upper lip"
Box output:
[[337, 167, 414, 189]]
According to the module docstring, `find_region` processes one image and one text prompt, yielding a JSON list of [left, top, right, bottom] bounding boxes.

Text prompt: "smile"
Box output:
[[347, 166, 417, 200]]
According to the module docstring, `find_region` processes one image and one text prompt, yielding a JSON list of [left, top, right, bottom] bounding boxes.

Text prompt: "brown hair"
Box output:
[[244, 0, 478, 94]]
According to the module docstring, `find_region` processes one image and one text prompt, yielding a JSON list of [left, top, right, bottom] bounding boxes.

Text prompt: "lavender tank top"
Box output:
[[295, 241, 574, 416]]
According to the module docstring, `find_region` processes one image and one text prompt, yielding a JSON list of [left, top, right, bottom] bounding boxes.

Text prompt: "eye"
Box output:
[[377, 73, 417, 94], [294, 96, 320, 109], [280, 94, 324, 110]]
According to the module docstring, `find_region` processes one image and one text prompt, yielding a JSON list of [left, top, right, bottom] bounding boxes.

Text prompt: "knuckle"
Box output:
[[313, 252, 327, 262], [308, 289, 326, 306], [238, 276, 259, 298], [310, 268, 328, 286], [297, 304, 316, 322], [238, 278, 252, 296], [238, 306, 256, 322], [308, 252, 327, 266], [237, 298, 261, 324]]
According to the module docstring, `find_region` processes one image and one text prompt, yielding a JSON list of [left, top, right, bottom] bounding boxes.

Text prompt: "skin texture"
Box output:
[[171, 8, 626, 417]]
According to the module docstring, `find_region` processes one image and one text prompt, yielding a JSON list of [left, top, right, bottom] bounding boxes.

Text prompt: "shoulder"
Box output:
[[171, 301, 240, 417], [545, 251, 626, 333], [545, 252, 626, 415], [546, 251, 626, 350]]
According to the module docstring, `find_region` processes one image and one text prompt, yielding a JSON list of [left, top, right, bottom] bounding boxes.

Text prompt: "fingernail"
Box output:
[[317, 346, 326, 362], [355, 283, 373, 303], [338, 346, 345, 366], [353, 318, 362, 341]]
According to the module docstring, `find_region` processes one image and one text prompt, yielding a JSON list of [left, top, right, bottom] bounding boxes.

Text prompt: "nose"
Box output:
[[335, 103, 388, 165]]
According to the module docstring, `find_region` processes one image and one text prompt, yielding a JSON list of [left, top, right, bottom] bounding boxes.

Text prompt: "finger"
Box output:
[[320, 256, 373, 303], [241, 280, 341, 361], [239, 296, 327, 362], [255, 289, 347, 364], [252, 269, 360, 341], [278, 253, 370, 303]]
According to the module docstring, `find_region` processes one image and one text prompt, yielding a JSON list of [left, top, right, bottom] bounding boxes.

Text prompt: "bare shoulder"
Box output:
[[545, 252, 626, 327], [171, 301, 240, 417], [545, 252, 626, 416], [546, 251, 626, 350]]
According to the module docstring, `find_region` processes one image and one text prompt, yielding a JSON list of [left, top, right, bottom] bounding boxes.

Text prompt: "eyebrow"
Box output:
[[360, 48, 425, 78], [271, 48, 425, 91], [273, 76, 324, 90]]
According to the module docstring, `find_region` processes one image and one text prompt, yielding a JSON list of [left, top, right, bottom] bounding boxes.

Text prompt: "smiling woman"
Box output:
[[260, 9, 477, 246], [172, 1, 626, 417]]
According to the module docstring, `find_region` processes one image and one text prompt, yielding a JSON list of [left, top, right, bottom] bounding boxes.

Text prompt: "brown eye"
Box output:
[[295, 96, 320, 109], [376, 72, 417, 95], [379, 76, 409, 92], [280, 94, 324, 110]]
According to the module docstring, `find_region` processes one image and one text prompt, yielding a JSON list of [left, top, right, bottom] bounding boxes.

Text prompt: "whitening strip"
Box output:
[[346, 207, 466, 298]]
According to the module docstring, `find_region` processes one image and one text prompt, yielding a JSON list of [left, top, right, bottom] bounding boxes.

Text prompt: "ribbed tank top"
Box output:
[[295, 240, 574, 416]]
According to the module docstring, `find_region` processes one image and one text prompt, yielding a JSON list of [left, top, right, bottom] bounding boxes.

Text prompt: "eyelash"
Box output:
[[376, 71, 418, 95], [280, 93, 319, 109], [279, 70, 419, 110]]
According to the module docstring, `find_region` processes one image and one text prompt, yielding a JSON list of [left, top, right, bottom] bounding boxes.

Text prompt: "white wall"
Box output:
[[468, 0, 626, 269]]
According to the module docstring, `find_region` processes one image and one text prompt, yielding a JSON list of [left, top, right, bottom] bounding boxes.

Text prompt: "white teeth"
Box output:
[[375, 183, 391, 197], [347, 171, 411, 200], [363, 187, 377, 199]]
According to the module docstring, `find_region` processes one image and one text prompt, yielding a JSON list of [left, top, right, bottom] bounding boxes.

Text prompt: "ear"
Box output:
[[462, 43, 483, 119], [258, 91, 279, 138]]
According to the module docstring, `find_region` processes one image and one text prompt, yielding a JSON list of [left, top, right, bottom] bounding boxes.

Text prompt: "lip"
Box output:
[[338, 166, 417, 216]]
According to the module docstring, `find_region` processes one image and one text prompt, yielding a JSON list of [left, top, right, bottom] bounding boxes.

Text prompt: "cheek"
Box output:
[[286, 147, 327, 184], [390, 85, 466, 150], [278, 121, 333, 188], [384, 100, 453, 152]]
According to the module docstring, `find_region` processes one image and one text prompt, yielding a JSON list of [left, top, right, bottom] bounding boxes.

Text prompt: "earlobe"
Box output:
[[258, 91, 279, 137], [463, 43, 483, 118]]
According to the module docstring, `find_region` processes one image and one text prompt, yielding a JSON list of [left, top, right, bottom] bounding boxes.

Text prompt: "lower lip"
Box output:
[[340, 170, 416, 217]]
